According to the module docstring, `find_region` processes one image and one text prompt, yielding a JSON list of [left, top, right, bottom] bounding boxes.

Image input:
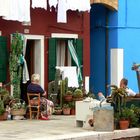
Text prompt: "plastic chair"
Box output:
[[27, 93, 41, 120]]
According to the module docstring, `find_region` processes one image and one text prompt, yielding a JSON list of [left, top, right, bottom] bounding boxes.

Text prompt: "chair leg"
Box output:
[[29, 108, 32, 120], [37, 107, 40, 120]]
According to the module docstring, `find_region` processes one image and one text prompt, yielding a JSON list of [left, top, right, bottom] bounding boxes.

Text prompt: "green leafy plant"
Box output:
[[73, 89, 83, 98], [0, 86, 11, 115], [107, 85, 128, 114], [129, 104, 140, 127], [9, 98, 26, 111], [9, 32, 23, 99], [84, 89, 96, 99], [69, 101, 75, 109], [0, 100, 5, 115], [65, 90, 73, 95], [63, 103, 70, 109]]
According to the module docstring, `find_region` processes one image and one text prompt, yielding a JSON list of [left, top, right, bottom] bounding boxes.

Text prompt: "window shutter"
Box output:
[[0, 37, 8, 82], [48, 38, 56, 81]]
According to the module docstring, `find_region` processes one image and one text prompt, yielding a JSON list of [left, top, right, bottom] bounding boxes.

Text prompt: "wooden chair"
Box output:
[[27, 93, 41, 120]]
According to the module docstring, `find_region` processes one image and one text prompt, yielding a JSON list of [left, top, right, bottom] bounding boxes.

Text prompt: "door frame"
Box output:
[[24, 35, 44, 88]]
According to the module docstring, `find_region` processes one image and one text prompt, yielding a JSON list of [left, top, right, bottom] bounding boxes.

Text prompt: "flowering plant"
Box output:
[[9, 98, 26, 110]]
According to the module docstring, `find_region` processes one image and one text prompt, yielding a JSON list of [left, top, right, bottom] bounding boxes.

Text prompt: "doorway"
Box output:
[[21, 35, 44, 102]]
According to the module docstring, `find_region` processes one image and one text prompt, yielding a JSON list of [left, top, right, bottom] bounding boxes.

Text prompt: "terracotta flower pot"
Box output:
[[64, 95, 73, 102], [70, 108, 75, 115], [54, 110, 62, 115], [119, 120, 129, 130], [0, 112, 8, 121], [63, 108, 71, 115]]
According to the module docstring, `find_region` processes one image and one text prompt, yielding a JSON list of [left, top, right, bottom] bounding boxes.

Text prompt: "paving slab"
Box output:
[[0, 115, 140, 140]]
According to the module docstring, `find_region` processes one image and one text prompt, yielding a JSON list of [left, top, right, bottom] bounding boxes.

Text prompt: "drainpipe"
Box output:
[[105, 10, 109, 97]]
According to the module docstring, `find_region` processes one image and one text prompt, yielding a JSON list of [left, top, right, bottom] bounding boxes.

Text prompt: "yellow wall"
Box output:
[[90, 0, 118, 10]]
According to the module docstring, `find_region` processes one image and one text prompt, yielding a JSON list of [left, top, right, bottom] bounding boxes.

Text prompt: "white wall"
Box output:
[[111, 48, 123, 87]]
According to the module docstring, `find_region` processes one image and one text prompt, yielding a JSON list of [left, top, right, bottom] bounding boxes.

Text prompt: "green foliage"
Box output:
[[107, 85, 128, 114], [129, 104, 140, 127], [65, 90, 73, 95], [63, 103, 70, 109], [9, 98, 26, 110], [0, 100, 5, 115], [0, 86, 11, 115], [73, 88, 83, 98], [9, 33, 23, 98], [84, 90, 96, 99], [69, 101, 75, 108]]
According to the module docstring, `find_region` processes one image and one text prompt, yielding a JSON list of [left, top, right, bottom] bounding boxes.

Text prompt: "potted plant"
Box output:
[[73, 88, 83, 101], [107, 85, 128, 129], [64, 90, 73, 102], [0, 86, 11, 120], [119, 107, 132, 129], [62, 103, 71, 115], [9, 98, 26, 116], [107, 85, 128, 114], [54, 106, 62, 115], [128, 104, 140, 128], [119, 106, 139, 129], [70, 101, 75, 115]]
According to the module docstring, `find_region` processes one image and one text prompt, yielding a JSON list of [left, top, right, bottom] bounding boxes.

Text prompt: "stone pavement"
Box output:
[[0, 115, 140, 140]]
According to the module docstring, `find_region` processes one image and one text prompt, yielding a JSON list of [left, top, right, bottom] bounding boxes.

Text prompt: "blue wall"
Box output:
[[90, 5, 107, 96], [117, 0, 140, 93], [90, 0, 140, 95]]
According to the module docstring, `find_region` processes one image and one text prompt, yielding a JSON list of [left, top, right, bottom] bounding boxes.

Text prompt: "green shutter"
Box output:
[[48, 38, 56, 81], [72, 39, 83, 74], [76, 39, 83, 66], [0, 36, 8, 82]]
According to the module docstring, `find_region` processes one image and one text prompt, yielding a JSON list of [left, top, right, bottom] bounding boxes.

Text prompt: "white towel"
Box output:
[[56, 66, 79, 87], [32, 0, 47, 10], [67, 0, 90, 12], [3, 0, 30, 22], [57, 0, 67, 23], [0, 0, 10, 17]]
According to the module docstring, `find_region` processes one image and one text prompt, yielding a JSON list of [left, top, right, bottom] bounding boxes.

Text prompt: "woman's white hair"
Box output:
[[31, 74, 40, 83]]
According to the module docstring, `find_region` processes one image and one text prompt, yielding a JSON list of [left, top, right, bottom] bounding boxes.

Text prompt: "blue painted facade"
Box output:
[[90, 0, 140, 96]]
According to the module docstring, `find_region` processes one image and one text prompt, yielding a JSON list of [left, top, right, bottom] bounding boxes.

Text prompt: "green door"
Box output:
[[0, 37, 8, 82]]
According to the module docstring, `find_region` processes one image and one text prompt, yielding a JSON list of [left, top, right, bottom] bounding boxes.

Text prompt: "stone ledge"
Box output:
[[54, 128, 140, 140]]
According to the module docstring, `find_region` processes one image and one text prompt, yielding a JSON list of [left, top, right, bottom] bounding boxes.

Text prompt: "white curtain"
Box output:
[[22, 36, 29, 83], [56, 40, 65, 66], [68, 40, 82, 82]]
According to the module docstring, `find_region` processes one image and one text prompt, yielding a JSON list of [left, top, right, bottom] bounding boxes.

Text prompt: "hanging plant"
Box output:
[[9, 33, 23, 99]]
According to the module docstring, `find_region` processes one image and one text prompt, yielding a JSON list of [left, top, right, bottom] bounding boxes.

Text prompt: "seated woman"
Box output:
[[27, 73, 54, 120]]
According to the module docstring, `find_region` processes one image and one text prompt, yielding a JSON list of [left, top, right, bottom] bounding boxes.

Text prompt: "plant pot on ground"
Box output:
[[54, 106, 62, 115], [69, 101, 76, 115], [62, 103, 71, 115], [119, 106, 139, 129], [9, 98, 27, 116]]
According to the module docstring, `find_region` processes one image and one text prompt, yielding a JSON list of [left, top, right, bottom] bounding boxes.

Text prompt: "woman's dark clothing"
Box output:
[[27, 83, 44, 96]]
